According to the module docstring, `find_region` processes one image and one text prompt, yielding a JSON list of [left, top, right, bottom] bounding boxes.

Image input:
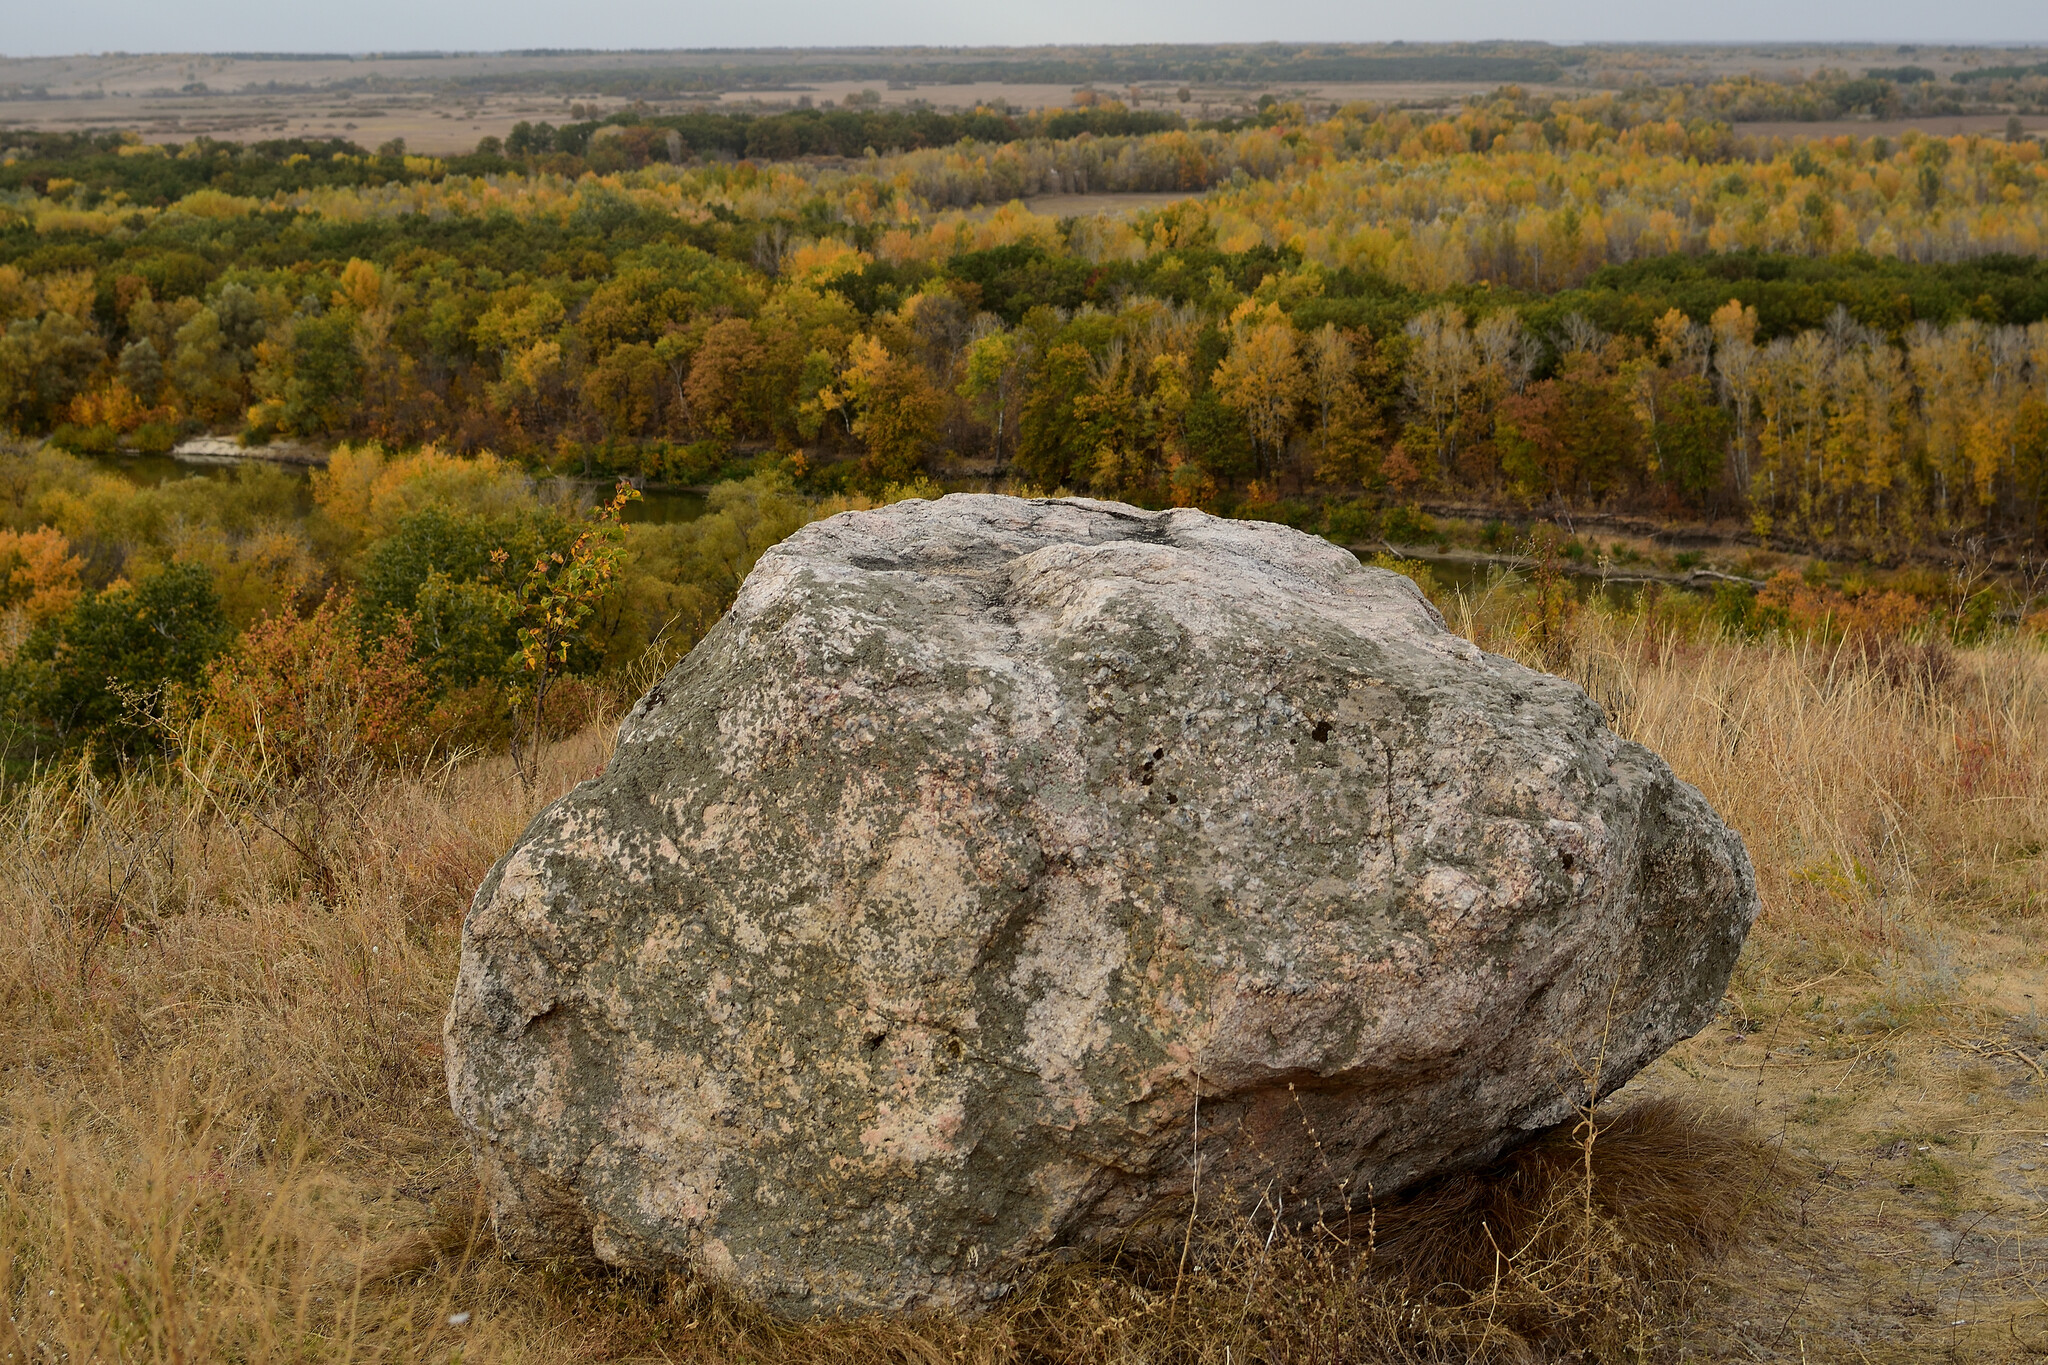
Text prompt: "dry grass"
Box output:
[[1443, 579, 2048, 1360], [4, 588, 2047, 1362], [1444, 580, 2048, 998]]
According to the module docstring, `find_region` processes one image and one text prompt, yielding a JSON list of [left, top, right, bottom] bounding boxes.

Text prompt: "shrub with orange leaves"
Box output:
[[65, 381, 158, 434], [0, 528, 84, 621], [1753, 569, 1927, 644], [201, 592, 434, 775], [0, 527, 84, 660]]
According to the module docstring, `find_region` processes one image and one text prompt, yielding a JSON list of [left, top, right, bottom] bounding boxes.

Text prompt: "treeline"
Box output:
[[6, 238, 2045, 553], [0, 108, 1198, 207], [3, 100, 2048, 558], [419, 44, 1584, 98], [1640, 70, 2027, 123], [0, 132, 477, 204], [1184, 95, 2048, 288], [506, 105, 1189, 167], [1955, 61, 2048, 85], [11, 83, 2044, 219], [375, 59, 2046, 122]]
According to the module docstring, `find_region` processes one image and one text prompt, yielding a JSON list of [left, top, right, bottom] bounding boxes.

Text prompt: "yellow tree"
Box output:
[[1710, 300, 1761, 492], [1751, 331, 1832, 538], [0, 527, 84, 661], [1823, 341, 1908, 544], [1123, 299, 1202, 497], [332, 258, 385, 313], [1401, 304, 1475, 481], [1305, 323, 1357, 481], [1971, 325, 2035, 520], [1651, 307, 1712, 379], [820, 334, 943, 485], [1212, 311, 1306, 479], [1906, 320, 1987, 527], [1146, 351, 1205, 505]]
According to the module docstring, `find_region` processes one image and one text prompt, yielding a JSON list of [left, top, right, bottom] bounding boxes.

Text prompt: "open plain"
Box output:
[[2, 43, 2045, 152]]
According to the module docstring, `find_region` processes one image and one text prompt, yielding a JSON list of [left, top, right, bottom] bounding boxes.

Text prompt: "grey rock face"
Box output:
[[446, 495, 1756, 1317]]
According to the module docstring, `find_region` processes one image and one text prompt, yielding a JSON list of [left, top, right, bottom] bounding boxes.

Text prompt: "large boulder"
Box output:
[[446, 495, 1756, 1318]]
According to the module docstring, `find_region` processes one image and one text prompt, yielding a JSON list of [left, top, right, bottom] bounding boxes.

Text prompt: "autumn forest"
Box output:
[[10, 44, 2048, 1362], [6, 78, 2048, 760]]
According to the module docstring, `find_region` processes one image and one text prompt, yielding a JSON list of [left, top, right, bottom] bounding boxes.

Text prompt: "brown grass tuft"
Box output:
[[1364, 1097, 1770, 1296]]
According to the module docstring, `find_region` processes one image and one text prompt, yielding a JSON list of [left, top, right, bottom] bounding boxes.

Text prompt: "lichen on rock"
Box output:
[[445, 494, 1757, 1317]]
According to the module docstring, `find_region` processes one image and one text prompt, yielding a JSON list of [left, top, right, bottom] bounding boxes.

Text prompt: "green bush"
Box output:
[[131, 422, 177, 455], [355, 503, 576, 691], [1711, 581, 1756, 634], [49, 423, 118, 456], [1950, 587, 2003, 645], [663, 439, 731, 486], [1383, 504, 1435, 544], [2, 562, 230, 760], [1323, 499, 1379, 545]]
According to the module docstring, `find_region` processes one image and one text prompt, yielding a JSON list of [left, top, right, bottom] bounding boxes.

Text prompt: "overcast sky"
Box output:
[[6, 0, 2046, 59]]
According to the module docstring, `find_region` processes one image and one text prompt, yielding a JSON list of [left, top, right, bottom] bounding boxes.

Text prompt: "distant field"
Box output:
[[3, 42, 2046, 154], [0, 47, 1560, 154], [9, 88, 2041, 159], [0, 83, 1517, 157], [0, 76, 1523, 156]]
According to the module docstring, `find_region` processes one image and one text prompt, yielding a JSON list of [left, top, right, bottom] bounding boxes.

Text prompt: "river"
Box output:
[[80, 450, 708, 525], [75, 452, 1694, 602]]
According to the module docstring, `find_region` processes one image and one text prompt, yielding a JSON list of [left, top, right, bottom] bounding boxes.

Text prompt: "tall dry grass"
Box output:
[[3, 587, 2044, 1362], [1444, 577, 2048, 1007], [1, 732, 603, 1363]]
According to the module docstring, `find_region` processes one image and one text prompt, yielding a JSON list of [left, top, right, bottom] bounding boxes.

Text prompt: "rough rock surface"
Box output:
[[446, 495, 1757, 1318]]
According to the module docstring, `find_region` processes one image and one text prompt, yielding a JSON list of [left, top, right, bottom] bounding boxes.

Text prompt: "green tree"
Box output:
[[957, 331, 1023, 472], [166, 306, 245, 421], [356, 505, 571, 692], [1496, 353, 1644, 505], [0, 313, 104, 431], [1014, 339, 1101, 490], [500, 483, 637, 786], [4, 562, 229, 759], [279, 312, 365, 436], [684, 318, 766, 438], [584, 341, 669, 440], [1647, 373, 1733, 504]]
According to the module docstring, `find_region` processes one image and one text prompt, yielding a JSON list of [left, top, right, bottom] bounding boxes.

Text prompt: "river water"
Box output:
[[80, 450, 708, 525], [77, 452, 1687, 603], [1380, 551, 1698, 608]]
